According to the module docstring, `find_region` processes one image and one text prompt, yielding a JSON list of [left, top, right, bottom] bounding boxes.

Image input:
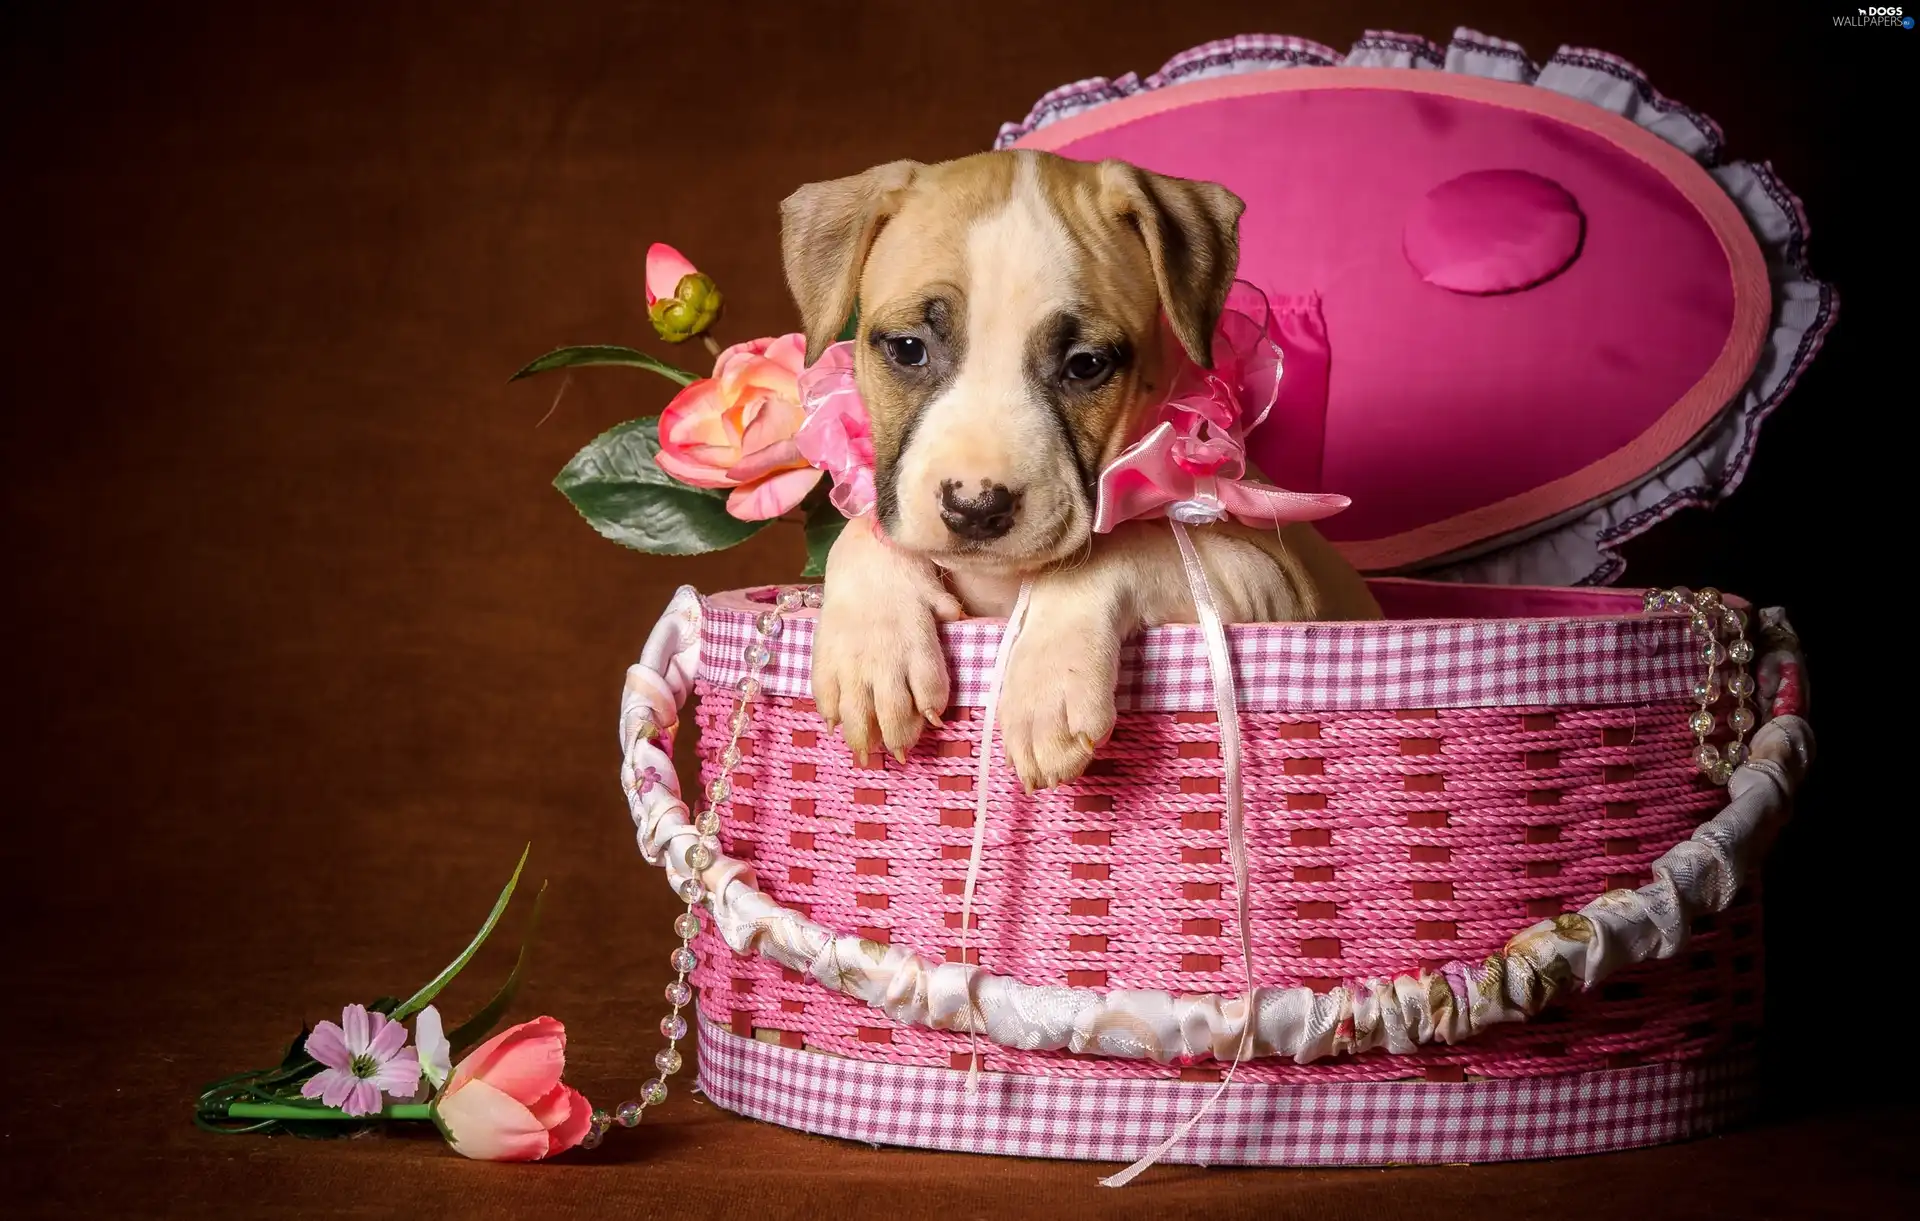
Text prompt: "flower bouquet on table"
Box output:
[[196, 848, 700, 1158], [515, 243, 870, 577]]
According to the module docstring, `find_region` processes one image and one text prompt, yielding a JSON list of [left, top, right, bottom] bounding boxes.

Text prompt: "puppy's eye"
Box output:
[[884, 335, 928, 368], [1064, 350, 1112, 383]]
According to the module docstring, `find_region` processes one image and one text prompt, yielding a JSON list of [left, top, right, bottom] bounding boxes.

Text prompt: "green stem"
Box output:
[[226, 1102, 435, 1122]]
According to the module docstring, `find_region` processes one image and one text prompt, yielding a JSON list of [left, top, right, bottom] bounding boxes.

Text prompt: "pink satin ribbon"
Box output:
[[1092, 282, 1349, 534], [794, 344, 878, 518], [800, 283, 1353, 1183]]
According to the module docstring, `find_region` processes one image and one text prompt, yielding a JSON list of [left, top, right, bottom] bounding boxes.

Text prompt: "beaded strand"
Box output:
[[582, 584, 822, 1149], [1643, 586, 1754, 785]]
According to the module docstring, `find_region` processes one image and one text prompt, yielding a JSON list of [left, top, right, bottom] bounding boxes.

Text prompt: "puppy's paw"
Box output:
[[814, 606, 952, 765], [810, 519, 959, 765], [999, 623, 1118, 792]]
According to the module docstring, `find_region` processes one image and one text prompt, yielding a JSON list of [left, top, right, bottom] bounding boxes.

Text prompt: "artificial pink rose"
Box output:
[[433, 1016, 592, 1162], [654, 333, 824, 520]]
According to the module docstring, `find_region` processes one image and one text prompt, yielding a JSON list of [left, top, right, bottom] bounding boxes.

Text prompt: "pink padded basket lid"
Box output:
[[1012, 68, 1771, 573]]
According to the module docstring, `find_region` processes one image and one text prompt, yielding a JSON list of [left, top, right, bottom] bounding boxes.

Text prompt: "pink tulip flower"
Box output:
[[433, 1016, 592, 1161]]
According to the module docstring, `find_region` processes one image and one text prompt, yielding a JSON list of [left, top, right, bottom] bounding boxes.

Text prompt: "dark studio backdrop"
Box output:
[[1, 2, 1908, 1218]]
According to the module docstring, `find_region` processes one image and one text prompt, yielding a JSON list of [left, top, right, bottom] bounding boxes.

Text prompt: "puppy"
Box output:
[[781, 150, 1379, 790]]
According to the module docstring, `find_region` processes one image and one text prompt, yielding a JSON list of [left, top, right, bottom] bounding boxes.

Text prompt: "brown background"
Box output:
[[1, 1, 1909, 1218]]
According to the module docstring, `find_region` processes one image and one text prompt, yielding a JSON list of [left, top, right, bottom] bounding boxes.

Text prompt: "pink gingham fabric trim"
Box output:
[[696, 1015, 1754, 1166], [699, 599, 1698, 712]]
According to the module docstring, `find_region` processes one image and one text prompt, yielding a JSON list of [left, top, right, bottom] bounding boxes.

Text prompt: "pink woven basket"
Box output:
[[689, 580, 1763, 1085], [652, 577, 1804, 1166]]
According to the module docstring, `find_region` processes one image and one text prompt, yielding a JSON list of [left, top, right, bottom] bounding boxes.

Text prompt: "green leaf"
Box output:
[[446, 882, 547, 1054], [802, 491, 846, 579], [836, 305, 860, 344], [392, 846, 529, 1021], [510, 345, 697, 386], [554, 418, 770, 555]]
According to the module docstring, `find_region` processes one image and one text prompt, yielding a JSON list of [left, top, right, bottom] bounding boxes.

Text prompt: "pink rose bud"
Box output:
[[645, 242, 721, 343]]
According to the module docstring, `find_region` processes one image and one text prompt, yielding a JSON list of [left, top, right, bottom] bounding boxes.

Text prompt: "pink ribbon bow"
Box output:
[[1093, 281, 1349, 533], [793, 343, 877, 519]]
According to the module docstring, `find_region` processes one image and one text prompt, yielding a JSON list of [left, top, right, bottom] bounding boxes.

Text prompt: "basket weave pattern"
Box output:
[[689, 687, 1762, 1082]]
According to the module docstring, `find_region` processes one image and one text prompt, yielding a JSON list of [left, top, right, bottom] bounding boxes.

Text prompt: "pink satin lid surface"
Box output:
[[1016, 70, 1768, 571]]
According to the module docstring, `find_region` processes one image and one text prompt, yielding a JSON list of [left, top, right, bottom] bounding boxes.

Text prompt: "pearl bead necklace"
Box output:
[[582, 584, 821, 1149], [1643, 586, 1755, 786]]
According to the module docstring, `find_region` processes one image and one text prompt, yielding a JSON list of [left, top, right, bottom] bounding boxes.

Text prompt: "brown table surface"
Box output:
[[2, 2, 1905, 1217]]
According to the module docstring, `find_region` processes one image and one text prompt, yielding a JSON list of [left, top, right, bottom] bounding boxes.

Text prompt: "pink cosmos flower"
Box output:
[[301, 1003, 423, 1117]]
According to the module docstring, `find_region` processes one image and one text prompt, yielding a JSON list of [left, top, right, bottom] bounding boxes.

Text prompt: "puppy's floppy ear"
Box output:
[[1097, 161, 1244, 369], [780, 160, 921, 363]]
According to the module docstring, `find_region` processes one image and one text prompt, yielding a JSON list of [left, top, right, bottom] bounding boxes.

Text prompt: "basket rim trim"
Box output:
[[698, 592, 1711, 714]]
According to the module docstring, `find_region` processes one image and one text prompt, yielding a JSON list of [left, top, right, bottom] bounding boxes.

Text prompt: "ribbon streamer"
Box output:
[[1100, 521, 1255, 1186], [948, 531, 1256, 1177], [960, 579, 1034, 1092]]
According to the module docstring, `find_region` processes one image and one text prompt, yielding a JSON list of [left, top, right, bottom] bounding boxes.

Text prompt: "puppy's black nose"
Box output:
[[939, 480, 1018, 541]]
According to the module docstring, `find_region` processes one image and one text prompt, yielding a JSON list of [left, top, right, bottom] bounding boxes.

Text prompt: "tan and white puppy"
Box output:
[[782, 150, 1378, 790]]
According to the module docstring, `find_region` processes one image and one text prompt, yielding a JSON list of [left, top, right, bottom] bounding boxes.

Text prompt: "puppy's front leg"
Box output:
[[998, 564, 1129, 792], [812, 515, 960, 764]]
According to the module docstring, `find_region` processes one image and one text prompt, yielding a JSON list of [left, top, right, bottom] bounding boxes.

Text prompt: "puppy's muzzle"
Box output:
[[939, 479, 1019, 542]]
